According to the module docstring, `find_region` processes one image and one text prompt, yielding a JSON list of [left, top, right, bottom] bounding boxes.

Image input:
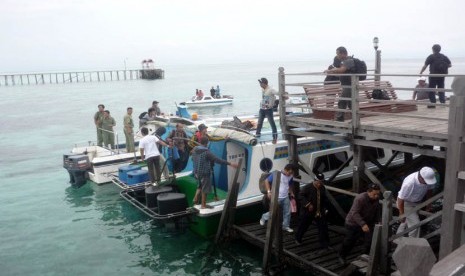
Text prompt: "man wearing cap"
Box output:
[[257, 77, 279, 144], [338, 183, 381, 265], [420, 44, 452, 105], [412, 77, 430, 101], [396, 166, 437, 238], [151, 100, 161, 116], [295, 173, 330, 248]]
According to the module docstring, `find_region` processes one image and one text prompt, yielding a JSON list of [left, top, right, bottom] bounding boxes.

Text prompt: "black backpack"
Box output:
[[352, 58, 367, 80], [432, 54, 449, 74]]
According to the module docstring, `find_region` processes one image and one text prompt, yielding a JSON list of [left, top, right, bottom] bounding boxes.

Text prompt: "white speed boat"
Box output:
[[180, 95, 233, 107]]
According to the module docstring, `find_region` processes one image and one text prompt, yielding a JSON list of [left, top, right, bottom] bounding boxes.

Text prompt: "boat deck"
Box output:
[[233, 223, 368, 275]]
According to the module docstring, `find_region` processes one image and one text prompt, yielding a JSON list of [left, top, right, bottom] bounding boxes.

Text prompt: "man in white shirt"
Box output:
[[139, 127, 170, 184], [256, 77, 279, 144], [396, 166, 437, 238]]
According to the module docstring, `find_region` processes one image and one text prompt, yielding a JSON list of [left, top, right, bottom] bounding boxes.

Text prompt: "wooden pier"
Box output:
[[216, 70, 465, 275], [0, 68, 164, 86]]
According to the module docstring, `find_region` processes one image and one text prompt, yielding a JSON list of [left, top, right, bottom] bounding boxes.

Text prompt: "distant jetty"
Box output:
[[0, 59, 164, 86]]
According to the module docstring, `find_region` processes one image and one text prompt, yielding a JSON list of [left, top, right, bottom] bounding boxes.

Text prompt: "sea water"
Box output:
[[1, 58, 464, 275]]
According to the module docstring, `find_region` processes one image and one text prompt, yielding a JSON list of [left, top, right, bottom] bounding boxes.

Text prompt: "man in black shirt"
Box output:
[[295, 173, 330, 249], [420, 44, 452, 105]]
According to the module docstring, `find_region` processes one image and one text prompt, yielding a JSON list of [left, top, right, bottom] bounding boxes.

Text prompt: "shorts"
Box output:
[[198, 175, 212, 194]]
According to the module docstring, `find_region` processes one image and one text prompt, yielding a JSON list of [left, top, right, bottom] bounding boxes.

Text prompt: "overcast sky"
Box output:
[[2, 0, 464, 72]]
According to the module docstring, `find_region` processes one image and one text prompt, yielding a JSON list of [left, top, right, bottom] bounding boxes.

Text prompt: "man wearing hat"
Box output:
[[257, 77, 279, 144], [396, 166, 437, 238], [412, 77, 430, 101], [151, 100, 161, 116], [295, 173, 330, 248]]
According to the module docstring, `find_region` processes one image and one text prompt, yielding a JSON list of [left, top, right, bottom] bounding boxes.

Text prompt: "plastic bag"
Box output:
[[290, 197, 297, 213]]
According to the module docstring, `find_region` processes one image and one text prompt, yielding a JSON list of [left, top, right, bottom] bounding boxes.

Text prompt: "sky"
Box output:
[[1, 0, 464, 72]]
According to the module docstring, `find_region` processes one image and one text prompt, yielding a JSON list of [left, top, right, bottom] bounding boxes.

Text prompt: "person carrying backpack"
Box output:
[[192, 136, 238, 209], [324, 46, 356, 122], [420, 44, 452, 106]]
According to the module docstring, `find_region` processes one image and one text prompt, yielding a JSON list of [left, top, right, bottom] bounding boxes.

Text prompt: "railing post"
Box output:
[[278, 67, 286, 139], [380, 191, 392, 274], [263, 171, 282, 274]]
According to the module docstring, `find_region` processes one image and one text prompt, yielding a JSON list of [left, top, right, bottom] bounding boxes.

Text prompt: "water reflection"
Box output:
[[64, 182, 95, 208]]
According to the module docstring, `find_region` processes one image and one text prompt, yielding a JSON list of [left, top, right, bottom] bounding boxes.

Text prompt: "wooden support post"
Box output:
[[4, 75, 7, 86], [83, 72, 86, 82], [11, 75, 15, 85], [380, 191, 392, 274], [75, 72, 79, 82], [89, 72, 92, 82], [353, 145, 365, 193], [116, 70, 120, 81], [103, 72, 106, 81], [41, 74, 44, 84], [20, 75, 23, 85], [34, 74, 38, 84], [124, 70, 127, 80], [97, 72, 100, 82], [27, 74, 30, 85], [439, 77, 465, 258], [214, 158, 243, 244], [110, 71, 113, 81], [55, 74, 58, 84], [130, 70, 133, 80], [68, 73, 72, 83], [263, 171, 282, 274], [367, 224, 382, 276]]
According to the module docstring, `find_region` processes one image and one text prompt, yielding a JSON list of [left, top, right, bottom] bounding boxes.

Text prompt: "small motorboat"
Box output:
[[180, 95, 233, 108]]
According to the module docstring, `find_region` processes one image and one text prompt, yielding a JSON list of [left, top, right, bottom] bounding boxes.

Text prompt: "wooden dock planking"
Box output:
[[234, 222, 368, 274]]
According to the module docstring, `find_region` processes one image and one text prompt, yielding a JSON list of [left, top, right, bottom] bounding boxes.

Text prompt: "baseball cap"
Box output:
[[418, 77, 426, 82], [258, 78, 268, 85], [420, 167, 437, 185], [198, 123, 208, 131], [314, 173, 325, 181]]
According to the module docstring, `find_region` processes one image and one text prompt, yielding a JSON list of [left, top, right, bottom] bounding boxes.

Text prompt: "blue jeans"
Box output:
[[261, 196, 291, 228], [256, 108, 278, 140]]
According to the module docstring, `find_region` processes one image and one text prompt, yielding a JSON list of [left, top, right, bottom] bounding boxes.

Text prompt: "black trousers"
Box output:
[[428, 77, 446, 104], [339, 223, 373, 258], [146, 155, 161, 183], [295, 210, 329, 247]]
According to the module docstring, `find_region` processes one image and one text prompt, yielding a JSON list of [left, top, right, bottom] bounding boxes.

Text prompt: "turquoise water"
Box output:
[[1, 59, 464, 275]]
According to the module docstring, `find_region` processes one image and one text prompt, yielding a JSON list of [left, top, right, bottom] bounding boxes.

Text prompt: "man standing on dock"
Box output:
[[101, 110, 116, 149], [338, 183, 381, 265], [294, 173, 330, 248], [259, 164, 296, 233], [396, 167, 437, 238], [324, 46, 355, 122], [94, 104, 105, 146], [420, 44, 452, 106], [123, 107, 135, 153]]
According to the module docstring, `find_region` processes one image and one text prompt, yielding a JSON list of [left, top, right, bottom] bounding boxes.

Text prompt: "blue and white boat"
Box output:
[[180, 95, 233, 107]]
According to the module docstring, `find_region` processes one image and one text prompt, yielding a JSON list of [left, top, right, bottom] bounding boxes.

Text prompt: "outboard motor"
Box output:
[[63, 154, 91, 188]]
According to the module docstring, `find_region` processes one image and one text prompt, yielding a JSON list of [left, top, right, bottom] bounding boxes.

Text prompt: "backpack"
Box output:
[[138, 112, 147, 120], [352, 58, 367, 80], [432, 54, 449, 74], [372, 89, 390, 100], [259, 171, 273, 194]]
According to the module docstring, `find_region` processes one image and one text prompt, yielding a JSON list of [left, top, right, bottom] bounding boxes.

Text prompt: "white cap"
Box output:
[[420, 167, 436, 185], [418, 76, 427, 82]]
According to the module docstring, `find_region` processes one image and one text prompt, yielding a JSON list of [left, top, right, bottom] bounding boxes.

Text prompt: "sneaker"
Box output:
[[272, 139, 277, 144], [259, 219, 265, 226], [282, 227, 293, 233]]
